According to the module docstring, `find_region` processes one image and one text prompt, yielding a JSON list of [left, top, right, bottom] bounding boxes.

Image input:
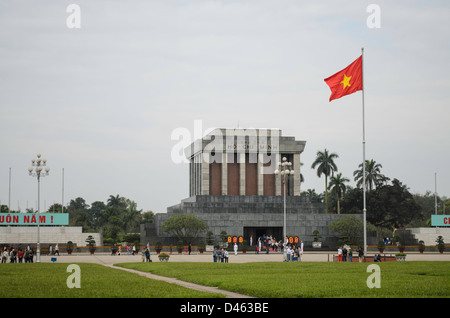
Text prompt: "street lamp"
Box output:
[[274, 156, 294, 262], [28, 154, 50, 263]]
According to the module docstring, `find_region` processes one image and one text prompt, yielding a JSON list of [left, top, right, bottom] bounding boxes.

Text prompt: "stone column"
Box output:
[[239, 152, 246, 195], [294, 153, 301, 196], [201, 154, 209, 195], [222, 152, 227, 195], [257, 153, 264, 195]]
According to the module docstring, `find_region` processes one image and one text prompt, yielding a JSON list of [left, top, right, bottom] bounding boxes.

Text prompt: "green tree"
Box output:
[[67, 197, 93, 231], [89, 201, 107, 229], [328, 173, 350, 214], [353, 159, 389, 191], [162, 214, 209, 243], [141, 210, 155, 224], [47, 203, 63, 213], [311, 149, 339, 213], [122, 198, 142, 233], [341, 178, 422, 228], [301, 188, 324, 203], [329, 215, 376, 245]]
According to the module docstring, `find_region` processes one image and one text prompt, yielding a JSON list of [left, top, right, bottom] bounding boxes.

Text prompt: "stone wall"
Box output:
[[0, 226, 102, 247], [143, 195, 368, 250]]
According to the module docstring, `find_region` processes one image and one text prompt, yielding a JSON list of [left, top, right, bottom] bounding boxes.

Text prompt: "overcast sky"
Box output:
[[1, 0, 449, 215]]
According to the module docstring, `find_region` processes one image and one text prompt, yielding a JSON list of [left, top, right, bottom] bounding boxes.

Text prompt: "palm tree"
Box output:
[[107, 194, 126, 208], [311, 149, 339, 213], [328, 173, 350, 214], [353, 159, 389, 191], [301, 188, 324, 203]]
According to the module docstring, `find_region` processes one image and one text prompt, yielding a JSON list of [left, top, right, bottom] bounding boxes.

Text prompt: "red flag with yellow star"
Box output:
[[324, 55, 363, 101]]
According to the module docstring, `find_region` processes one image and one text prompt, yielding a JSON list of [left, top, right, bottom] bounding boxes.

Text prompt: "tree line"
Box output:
[[0, 195, 154, 245], [305, 148, 449, 231]]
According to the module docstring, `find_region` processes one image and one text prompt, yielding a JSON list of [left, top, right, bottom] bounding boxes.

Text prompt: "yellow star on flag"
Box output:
[[340, 74, 352, 89]]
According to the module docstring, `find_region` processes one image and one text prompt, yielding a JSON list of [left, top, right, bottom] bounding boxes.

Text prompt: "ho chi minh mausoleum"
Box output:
[[141, 128, 363, 249]]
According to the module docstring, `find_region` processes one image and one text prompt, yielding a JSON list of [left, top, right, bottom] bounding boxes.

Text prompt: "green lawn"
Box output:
[[118, 261, 450, 298], [1, 262, 449, 298], [0, 263, 223, 298]]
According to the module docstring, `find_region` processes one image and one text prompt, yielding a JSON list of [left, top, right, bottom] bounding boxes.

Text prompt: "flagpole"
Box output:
[[361, 47, 367, 257]]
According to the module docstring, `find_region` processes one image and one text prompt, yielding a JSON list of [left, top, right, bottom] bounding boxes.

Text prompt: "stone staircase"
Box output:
[[407, 227, 450, 246]]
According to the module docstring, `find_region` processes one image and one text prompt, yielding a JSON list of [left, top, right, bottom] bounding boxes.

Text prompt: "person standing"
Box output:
[[145, 248, 151, 262], [299, 240, 304, 261], [358, 246, 364, 263], [337, 247, 342, 262], [10, 248, 16, 263], [2, 248, 8, 263], [188, 243, 192, 255], [18, 249, 24, 263], [55, 244, 60, 256], [286, 245, 291, 262], [213, 247, 218, 263], [234, 243, 238, 256], [342, 246, 347, 262], [224, 249, 229, 263]]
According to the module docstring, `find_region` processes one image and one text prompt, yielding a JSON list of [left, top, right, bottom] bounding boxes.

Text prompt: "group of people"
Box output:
[[337, 245, 352, 262], [47, 244, 60, 256], [110, 244, 141, 255], [2, 246, 35, 263], [212, 247, 229, 263], [337, 245, 366, 262], [255, 235, 281, 254], [284, 242, 304, 262]]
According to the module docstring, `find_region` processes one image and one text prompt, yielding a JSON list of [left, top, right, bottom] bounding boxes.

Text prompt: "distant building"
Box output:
[[142, 128, 363, 249]]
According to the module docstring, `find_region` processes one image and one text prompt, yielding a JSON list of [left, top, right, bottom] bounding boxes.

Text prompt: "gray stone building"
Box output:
[[141, 128, 363, 250]]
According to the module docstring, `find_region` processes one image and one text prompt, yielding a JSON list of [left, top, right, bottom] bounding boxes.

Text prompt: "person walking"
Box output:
[[54, 244, 60, 256]]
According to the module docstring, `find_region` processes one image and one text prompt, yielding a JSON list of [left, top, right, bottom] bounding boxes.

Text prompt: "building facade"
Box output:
[[142, 128, 364, 249]]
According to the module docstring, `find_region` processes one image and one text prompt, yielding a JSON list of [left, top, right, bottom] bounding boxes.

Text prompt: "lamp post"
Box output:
[[28, 154, 50, 263], [275, 156, 294, 262]]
